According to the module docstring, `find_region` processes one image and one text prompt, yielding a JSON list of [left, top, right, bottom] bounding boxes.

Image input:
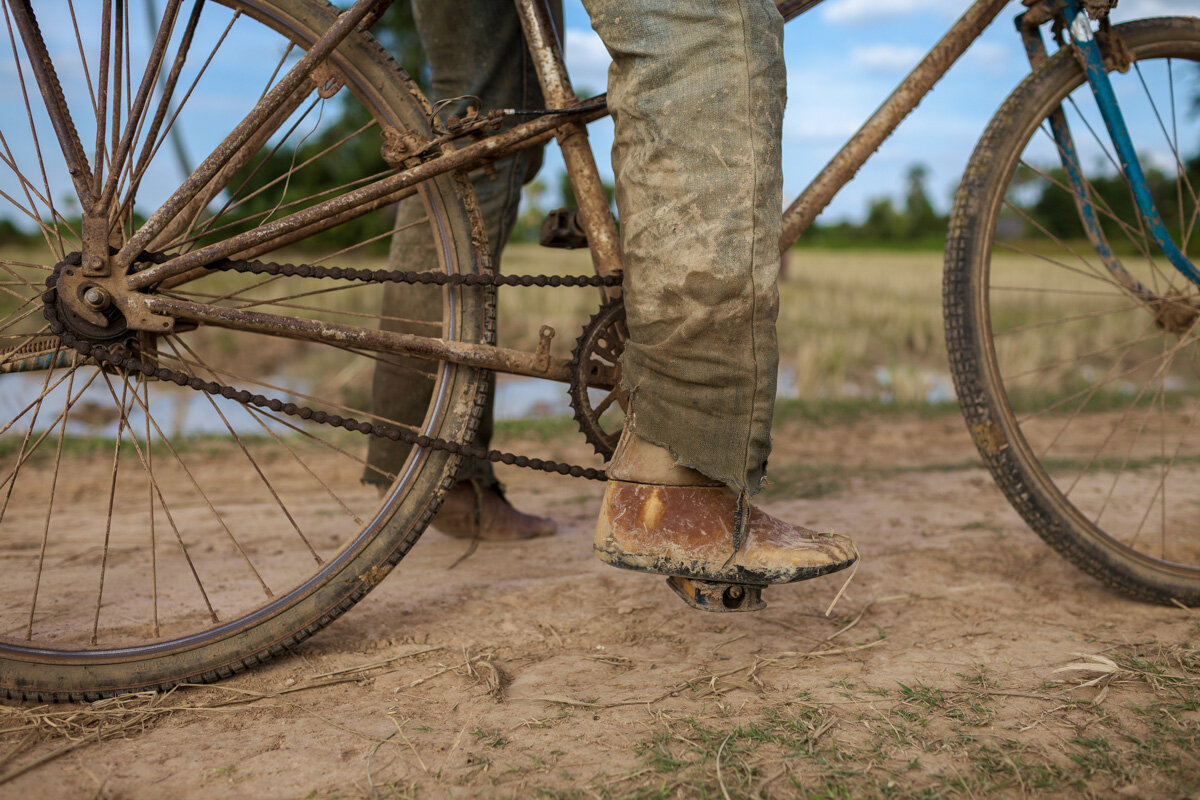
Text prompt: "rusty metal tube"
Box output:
[[775, 0, 828, 22], [128, 104, 605, 290], [142, 295, 573, 382], [514, 0, 623, 292], [779, 0, 1010, 249], [8, 1, 96, 210], [115, 0, 380, 273]]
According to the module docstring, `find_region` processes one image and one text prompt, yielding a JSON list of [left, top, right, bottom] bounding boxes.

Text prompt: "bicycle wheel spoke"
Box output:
[[313, 214, 431, 265], [243, 405, 364, 527], [163, 337, 322, 565], [1090, 403, 1160, 530], [184, 96, 335, 242], [1134, 60, 1200, 226], [1027, 124, 1177, 298], [118, 0, 200, 221], [142, 374, 159, 638], [91, 370, 132, 645], [1, 345, 61, 532], [115, 2, 379, 271], [998, 202, 1147, 296], [993, 299, 1146, 338], [157, 345, 429, 429], [1035, 322, 1169, 461], [1005, 327, 1160, 382], [0, 135, 73, 253], [100, 0, 184, 209], [0, 366, 102, 496], [1, 3, 72, 254], [109, 373, 220, 627], [65, 0, 98, 116], [173, 164, 398, 257], [1021, 146, 1160, 271], [1057, 322, 1187, 498], [1064, 99, 1176, 294], [4, 1, 95, 207], [23, 364, 72, 640], [122, 375, 275, 599], [0, 0, 484, 695], [92, 0, 114, 198], [124, 7, 239, 229], [1014, 327, 1196, 425]]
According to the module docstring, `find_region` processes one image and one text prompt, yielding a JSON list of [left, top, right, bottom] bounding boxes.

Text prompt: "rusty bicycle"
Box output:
[[1, 0, 1198, 700]]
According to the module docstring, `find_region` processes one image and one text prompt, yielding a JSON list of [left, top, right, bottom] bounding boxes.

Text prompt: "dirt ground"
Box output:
[[2, 409, 1199, 799]]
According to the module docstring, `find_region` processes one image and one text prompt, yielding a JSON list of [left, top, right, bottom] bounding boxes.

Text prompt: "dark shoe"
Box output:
[[432, 482, 556, 541], [594, 429, 857, 584]]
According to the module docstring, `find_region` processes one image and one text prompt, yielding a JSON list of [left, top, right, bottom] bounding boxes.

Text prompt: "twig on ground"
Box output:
[[438, 722, 471, 777], [824, 559, 859, 617], [365, 729, 399, 800], [306, 647, 443, 681], [715, 733, 733, 800], [514, 639, 886, 709]]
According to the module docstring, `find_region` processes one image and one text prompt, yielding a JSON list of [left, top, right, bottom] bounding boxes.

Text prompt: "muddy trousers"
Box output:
[[363, 0, 562, 490], [366, 0, 785, 496]]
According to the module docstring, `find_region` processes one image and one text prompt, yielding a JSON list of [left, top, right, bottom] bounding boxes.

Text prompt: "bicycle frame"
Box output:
[[16, 0, 1188, 385]]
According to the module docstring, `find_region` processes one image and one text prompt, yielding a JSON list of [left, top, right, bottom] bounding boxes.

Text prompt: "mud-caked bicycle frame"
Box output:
[[3, 0, 1198, 702], [14, 0, 1182, 395]]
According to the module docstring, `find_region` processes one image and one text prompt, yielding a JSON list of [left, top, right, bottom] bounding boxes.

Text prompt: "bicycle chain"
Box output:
[[42, 257, 621, 481], [187, 254, 623, 288]]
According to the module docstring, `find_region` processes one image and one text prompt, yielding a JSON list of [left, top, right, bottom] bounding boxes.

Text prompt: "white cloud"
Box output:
[[1112, 0, 1200, 17], [964, 41, 1011, 77], [849, 44, 924, 73], [564, 27, 611, 97], [821, 0, 960, 25], [823, 0, 1200, 26], [784, 67, 878, 142]]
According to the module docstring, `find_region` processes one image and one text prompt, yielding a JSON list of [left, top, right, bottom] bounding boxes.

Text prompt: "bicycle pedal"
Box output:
[[666, 576, 766, 613], [539, 207, 588, 249]]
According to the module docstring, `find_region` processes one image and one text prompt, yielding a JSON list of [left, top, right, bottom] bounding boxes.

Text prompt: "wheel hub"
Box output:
[[47, 253, 130, 344], [47, 252, 174, 345]]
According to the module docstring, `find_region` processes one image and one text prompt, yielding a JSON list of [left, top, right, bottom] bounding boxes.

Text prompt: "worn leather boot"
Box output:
[[433, 482, 556, 541], [594, 429, 857, 584]]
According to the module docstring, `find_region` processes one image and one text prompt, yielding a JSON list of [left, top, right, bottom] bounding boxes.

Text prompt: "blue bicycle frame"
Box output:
[[1049, 0, 1199, 290]]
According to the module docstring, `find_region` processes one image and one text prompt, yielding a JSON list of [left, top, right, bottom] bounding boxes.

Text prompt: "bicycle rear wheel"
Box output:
[[945, 17, 1200, 603], [0, 0, 491, 699]]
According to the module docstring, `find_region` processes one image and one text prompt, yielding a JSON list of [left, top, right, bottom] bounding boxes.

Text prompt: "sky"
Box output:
[[555, 0, 1200, 222], [2, 1, 1199, 231]]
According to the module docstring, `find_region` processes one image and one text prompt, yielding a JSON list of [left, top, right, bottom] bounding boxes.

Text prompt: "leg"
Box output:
[[581, 0, 857, 588], [365, 0, 563, 539]]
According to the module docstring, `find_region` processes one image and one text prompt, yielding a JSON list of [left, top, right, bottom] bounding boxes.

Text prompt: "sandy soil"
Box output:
[[2, 411, 1198, 799]]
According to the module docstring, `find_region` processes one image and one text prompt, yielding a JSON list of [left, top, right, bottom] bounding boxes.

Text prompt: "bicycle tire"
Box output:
[[945, 16, 1200, 604], [0, 0, 491, 700]]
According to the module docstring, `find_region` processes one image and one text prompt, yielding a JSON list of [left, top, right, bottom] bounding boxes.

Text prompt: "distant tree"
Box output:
[[863, 196, 904, 240], [902, 164, 941, 239]]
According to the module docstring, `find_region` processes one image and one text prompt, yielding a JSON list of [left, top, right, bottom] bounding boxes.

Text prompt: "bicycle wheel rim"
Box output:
[[0, 0, 486, 689], [950, 17, 1200, 597]]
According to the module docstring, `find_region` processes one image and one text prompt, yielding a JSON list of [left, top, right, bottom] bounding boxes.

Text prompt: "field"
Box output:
[[2, 248, 1199, 798]]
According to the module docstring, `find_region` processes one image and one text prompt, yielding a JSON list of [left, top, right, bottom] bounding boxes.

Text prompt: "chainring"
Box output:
[[568, 297, 629, 459]]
